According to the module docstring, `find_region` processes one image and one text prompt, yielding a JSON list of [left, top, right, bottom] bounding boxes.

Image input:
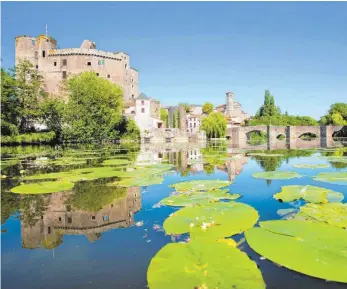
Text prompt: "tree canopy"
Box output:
[[63, 72, 124, 142], [200, 112, 227, 138], [202, 102, 214, 114], [320, 103, 347, 125]]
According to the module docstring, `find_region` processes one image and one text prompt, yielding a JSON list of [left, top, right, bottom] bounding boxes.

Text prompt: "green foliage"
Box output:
[[177, 109, 181, 129], [1, 191, 20, 225], [1, 69, 20, 136], [119, 118, 140, 141], [39, 98, 65, 140], [200, 112, 227, 138], [202, 102, 214, 114], [248, 131, 267, 143], [63, 72, 124, 142], [1, 132, 56, 144], [160, 108, 169, 127], [178, 103, 191, 113], [172, 111, 177, 128], [320, 103, 347, 125], [256, 90, 281, 118], [245, 220, 347, 283], [15, 60, 45, 132]]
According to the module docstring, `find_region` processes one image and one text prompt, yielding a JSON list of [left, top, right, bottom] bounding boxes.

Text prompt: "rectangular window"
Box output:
[[67, 217, 72, 224], [48, 227, 51, 234], [62, 59, 67, 66], [42, 50, 45, 57], [96, 73, 99, 76], [92, 216, 96, 220], [107, 74, 110, 78], [194, 123, 196, 128], [125, 64, 127, 69], [62, 71, 67, 79], [66, 205, 71, 212], [35, 65, 38, 69], [54, 61, 57, 66], [87, 61, 91, 66], [98, 60, 105, 65], [58, 217, 62, 222]]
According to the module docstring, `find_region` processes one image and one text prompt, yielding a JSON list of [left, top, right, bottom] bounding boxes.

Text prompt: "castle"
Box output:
[[15, 34, 139, 103]]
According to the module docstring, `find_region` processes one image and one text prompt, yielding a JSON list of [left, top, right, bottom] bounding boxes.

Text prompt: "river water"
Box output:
[[1, 140, 347, 289]]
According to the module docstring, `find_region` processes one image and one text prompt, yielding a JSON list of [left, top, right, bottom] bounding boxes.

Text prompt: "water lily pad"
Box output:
[[293, 164, 330, 169], [274, 185, 344, 204], [277, 208, 297, 217], [161, 190, 241, 207], [164, 202, 259, 240], [10, 181, 74, 194], [170, 180, 231, 192], [147, 239, 265, 289], [318, 156, 347, 163], [252, 171, 302, 180], [110, 175, 164, 187], [102, 159, 131, 166], [294, 203, 347, 229], [245, 220, 347, 283], [247, 153, 284, 157], [313, 172, 347, 185]]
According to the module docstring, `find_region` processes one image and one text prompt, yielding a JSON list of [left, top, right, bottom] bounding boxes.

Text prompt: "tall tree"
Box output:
[[320, 103, 347, 125], [1, 69, 19, 135], [200, 112, 227, 138], [39, 98, 65, 140], [63, 72, 124, 142], [15, 60, 45, 132], [160, 108, 169, 127]]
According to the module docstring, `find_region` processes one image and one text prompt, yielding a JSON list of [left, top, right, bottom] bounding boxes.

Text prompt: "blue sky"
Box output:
[[2, 2, 346, 119]]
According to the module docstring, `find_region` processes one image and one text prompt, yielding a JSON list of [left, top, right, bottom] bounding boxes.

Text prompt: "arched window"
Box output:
[[141, 101, 144, 105], [141, 108, 145, 113]]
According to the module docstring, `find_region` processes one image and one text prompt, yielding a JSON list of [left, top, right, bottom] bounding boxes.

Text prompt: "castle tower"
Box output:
[[15, 36, 38, 66], [36, 35, 57, 69], [225, 92, 234, 117]]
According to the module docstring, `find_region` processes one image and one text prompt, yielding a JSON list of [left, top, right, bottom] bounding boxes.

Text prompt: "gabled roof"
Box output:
[[137, 93, 150, 100]]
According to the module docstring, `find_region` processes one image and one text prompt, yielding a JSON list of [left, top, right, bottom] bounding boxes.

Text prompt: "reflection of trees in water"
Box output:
[[66, 180, 127, 212], [321, 147, 347, 169], [251, 150, 316, 172], [20, 195, 48, 227], [203, 163, 215, 175], [1, 191, 20, 225]]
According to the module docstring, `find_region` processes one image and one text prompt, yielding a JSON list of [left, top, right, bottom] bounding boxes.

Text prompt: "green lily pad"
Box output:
[[252, 171, 302, 180], [170, 180, 231, 192], [293, 164, 330, 169], [294, 203, 347, 229], [164, 202, 259, 240], [274, 185, 344, 204], [245, 220, 347, 283], [313, 172, 347, 185], [102, 159, 131, 166], [161, 189, 241, 207], [318, 156, 347, 163], [277, 208, 297, 217], [147, 239, 265, 289], [10, 181, 74, 194], [110, 175, 164, 187], [247, 153, 284, 157]]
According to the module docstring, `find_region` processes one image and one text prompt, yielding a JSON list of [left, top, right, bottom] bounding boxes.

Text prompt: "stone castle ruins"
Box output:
[[15, 34, 138, 103]]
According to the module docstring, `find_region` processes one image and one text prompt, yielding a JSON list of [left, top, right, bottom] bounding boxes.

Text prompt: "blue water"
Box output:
[[1, 144, 347, 289]]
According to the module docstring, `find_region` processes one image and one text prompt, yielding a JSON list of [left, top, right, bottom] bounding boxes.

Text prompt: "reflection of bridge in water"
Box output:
[[229, 125, 346, 150], [21, 187, 141, 250]]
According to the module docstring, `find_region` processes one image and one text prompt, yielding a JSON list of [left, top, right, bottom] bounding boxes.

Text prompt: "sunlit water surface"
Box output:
[[1, 141, 347, 289]]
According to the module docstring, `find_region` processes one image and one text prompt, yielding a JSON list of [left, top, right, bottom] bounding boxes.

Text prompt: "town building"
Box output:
[[215, 92, 249, 126], [15, 34, 138, 103], [126, 93, 163, 132]]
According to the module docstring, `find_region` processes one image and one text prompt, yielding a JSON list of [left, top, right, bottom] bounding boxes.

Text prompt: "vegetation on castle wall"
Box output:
[[1, 63, 140, 145], [160, 108, 169, 127]]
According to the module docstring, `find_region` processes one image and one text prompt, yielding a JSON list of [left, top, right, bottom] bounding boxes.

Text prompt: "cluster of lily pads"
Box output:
[[147, 180, 267, 289]]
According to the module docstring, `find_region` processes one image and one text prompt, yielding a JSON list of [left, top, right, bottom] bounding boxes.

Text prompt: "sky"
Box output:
[[1, 2, 346, 119]]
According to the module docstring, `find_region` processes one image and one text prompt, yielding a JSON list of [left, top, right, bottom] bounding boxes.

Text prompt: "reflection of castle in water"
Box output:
[[21, 187, 141, 249], [217, 156, 248, 182]]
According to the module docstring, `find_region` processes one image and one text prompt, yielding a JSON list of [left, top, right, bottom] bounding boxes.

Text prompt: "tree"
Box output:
[[160, 108, 169, 127], [172, 111, 177, 128], [15, 60, 45, 132], [178, 103, 191, 113], [200, 112, 227, 138], [1, 69, 19, 136], [320, 103, 347, 125], [40, 98, 65, 140], [63, 72, 124, 142], [202, 102, 214, 114]]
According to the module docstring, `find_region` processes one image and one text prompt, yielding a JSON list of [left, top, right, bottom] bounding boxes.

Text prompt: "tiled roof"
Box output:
[[137, 93, 150, 100]]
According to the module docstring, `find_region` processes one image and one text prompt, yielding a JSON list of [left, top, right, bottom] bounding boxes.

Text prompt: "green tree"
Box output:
[[178, 103, 191, 113], [202, 102, 214, 114], [1, 69, 20, 136], [177, 109, 181, 129], [40, 98, 65, 140], [172, 111, 177, 128], [257, 90, 280, 118], [320, 103, 347, 125], [63, 72, 124, 142], [160, 108, 169, 127], [15, 60, 45, 132], [200, 112, 227, 138]]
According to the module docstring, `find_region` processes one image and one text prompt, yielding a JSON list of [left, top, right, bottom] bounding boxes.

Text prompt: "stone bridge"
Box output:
[[228, 125, 345, 150]]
